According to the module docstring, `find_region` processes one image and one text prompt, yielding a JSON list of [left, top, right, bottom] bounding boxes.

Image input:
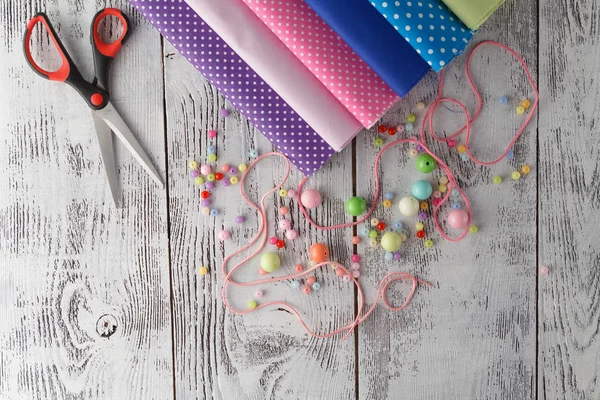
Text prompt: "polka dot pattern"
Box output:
[[242, 0, 398, 128], [130, 0, 335, 176], [370, 0, 473, 72]]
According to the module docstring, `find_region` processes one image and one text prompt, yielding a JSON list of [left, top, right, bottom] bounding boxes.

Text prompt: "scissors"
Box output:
[[23, 9, 164, 207]]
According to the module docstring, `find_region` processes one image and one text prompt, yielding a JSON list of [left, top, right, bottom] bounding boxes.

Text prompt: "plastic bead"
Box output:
[[382, 200, 392, 208], [279, 189, 288, 197], [406, 114, 417, 123], [351, 254, 361, 263], [415, 154, 437, 173], [388, 127, 397, 136], [451, 202, 461, 209], [416, 101, 426, 110], [499, 96, 508, 104], [206, 173, 215, 182], [335, 269, 345, 277], [235, 216, 245, 224], [416, 230, 425, 239], [516, 106, 525, 115], [258, 268, 268, 276], [229, 167, 238, 175], [361, 228, 370, 236], [424, 239, 434, 248], [457, 144, 466, 153], [190, 171, 200, 180], [384, 252, 394, 261], [370, 218, 380, 226], [352, 271, 361, 278], [408, 148, 419, 157], [399, 196, 420, 216], [521, 99, 531, 109], [374, 137, 384, 147], [287, 189, 296, 198], [368, 230, 378, 239], [451, 189, 460, 198], [207, 146, 216, 154], [399, 234, 407, 242], [419, 201, 429, 211], [220, 109, 230, 117], [285, 230, 298, 240], [279, 206, 289, 215], [352, 236, 361, 245], [290, 280, 300, 289], [433, 190, 442, 199], [312, 282, 321, 290], [405, 122, 414, 132], [260, 252, 281, 273], [460, 153, 470, 162], [201, 199, 211, 207], [505, 149, 514, 160], [411, 180, 433, 200], [343, 274, 352, 282], [351, 262, 360, 270], [448, 140, 456, 148], [276, 240, 285, 249], [249, 149, 259, 158], [540, 266, 549, 275], [417, 211, 428, 221], [189, 160, 198, 170], [384, 192, 394, 200], [447, 209, 469, 229], [377, 222, 386, 231], [381, 232, 402, 252], [200, 165, 212, 176], [195, 177, 205, 186], [214, 172, 223, 181], [255, 290, 263, 297], [439, 176, 449, 185], [416, 144, 425, 153], [279, 219, 291, 230], [521, 165, 531, 174], [469, 225, 478, 234], [415, 222, 424, 231], [229, 176, 239, 184], [220, 164, 230, 173], [306, 276, 316, 285], [269, 237, 278, 245], [301, 189, 322, 209], [238, 163, 247, 172], [438, 184, 447, 193], [493, 176, 502, 184], [378, 124, 388, 133], [432, 198, 441, 206], [392, 221, 403, 231], [222, 178, 231, 187], [512, 171, 522, 180], [205, 182, 215, 190], [201, 207, 210, 216], [210, 209, 219, 217], [396, 124, 405, 133], [393, 252, 402, 261], [207, 154, 217, 163], [208, 129, 217, 139], [248, 300, 257, 310], [345, 197, 367, 216], [309, 243, 329, 263], [218, 230, 230, 241], [198, 266, 208, 275]]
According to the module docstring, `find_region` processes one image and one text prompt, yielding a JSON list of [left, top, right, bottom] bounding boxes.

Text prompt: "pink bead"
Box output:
[[285, 230, 298, 240], [306, 276, 316, 285], [540, 266, 549, 275], [255, 290, 263, 297], [287, 189, 297, 198], [396, 124, 405, 133], [221, 164, 230, 172], [208, 130, 217, 139], [343, 274, 352, 282], [218, 230, 230, 241], [433, 190, 442, 199], [300, 189, 321, 209], [352, 236, 361, 245], [302, 286, 312, 294], [335, 269, 345, 277], [278, 219, 291, 230], [447, 209, 469, 229], [351, 254, 361, 263], [432, 198, 441, 206], [294, 264, 304, 272], [448, 139, 457, 148], [269, 237, 278, 245], [351, 262, 360, 271], [352, 271, 361, 278], [200, 165, 212, 176], [279, 206, 289, 215], [258, 268, 268, 276]]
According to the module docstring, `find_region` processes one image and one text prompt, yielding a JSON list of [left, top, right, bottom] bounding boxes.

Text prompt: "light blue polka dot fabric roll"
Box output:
[[370, 0, 474, 72]]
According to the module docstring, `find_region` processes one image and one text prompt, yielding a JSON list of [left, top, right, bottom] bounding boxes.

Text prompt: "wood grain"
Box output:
[[0, 1, 173, 399], [539, 1, 600, 399]]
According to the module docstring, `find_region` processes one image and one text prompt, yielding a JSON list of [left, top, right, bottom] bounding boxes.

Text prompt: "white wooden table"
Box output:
[[1, 0, 597, 399]]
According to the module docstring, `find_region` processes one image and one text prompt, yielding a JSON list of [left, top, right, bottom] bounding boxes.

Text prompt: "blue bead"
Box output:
[[392, 221, 403, 231], [249, 149, 259, 158], [505, 149, 514, 160], [499, 96, 508, 104], [405, 122, 413, 131], [384, 252, 393, 261], [361, 228, 370, 236], [207, 145, 216, 154], [209, 209, 219, 216], [312, 282, 321, 290], [412, 180, 433, 200], [290, 280, 300, 289], [460, 153, 470, 161], [384, 191, 394, 200], [451, 189, 460, 198], [451, 202, 461, 209]]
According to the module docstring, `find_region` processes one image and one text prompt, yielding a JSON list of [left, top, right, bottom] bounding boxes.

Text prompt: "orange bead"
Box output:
[[419, 201, 429, 211], [309, 243, 330, 263], [416, 230, 425, 239], [306, 276, 316, 285]]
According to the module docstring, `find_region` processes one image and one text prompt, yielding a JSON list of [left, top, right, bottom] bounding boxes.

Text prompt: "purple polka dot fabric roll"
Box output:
[[129, 0, 336, 176]]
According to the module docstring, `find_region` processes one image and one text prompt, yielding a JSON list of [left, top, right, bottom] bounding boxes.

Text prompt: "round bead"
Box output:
[[306, 276, 316, 285], [384, 192, 394, 200], [206, 173, 215, 182], [378, 124, 387, 133], [416, 230, 425, 239], [208, 130, 217, 139], [433, 190, 442, 199], [399, 234, 407, 242], [384, 252, 394, 261], [258, 268, 268, 276], [411, 180, 433, 200], [290, 280, 300, 289], [521, 165, 531, 174], [220, 109, 230, 117], [335, 269, 345, 277], [248, 300, 257, 310], [418, 211, 428, 221], [493, 176, 502, 184], [235, 216, 245, 224], [229, 176, 239, 184], [312, 282, 321, 290], [276, 240, 285, 249], [279, 189, 288, 197], [388, 127, 397, 136], [294, 264, 304, 272], [361, 228, 370, 237], [392, 221, 403, 231], [374, 138, 384, 147], [369, 238, 378, 248], [521, 99, 531, 109], [220, 164, 230, 173], [190, 169, 200, 178], [269, 237, 278, 245], [229, 167, 238, 175], [207, 154, 217, 163], [205, 182, 215, 190], [420, 201, 429, 211], [447, 209, 469, 229], [352, 236, 361, 245], [438, 184, 447, 193], [345, 197, 367, 216], [209, 209, 219, 217], [398, 196, 420, 216], [351, 254, 361, 263], [301, 189, 322, 209], [255, 290, 263, 297], [408, 148, 419, 157], [351, 262, 360, 270], [396, 124, 405, 133], [406, 114, 417, 123], [416, 101, 425, 110], [393, 252, 402, 261], [451, 202, 461, 209], [540, 266, 549, 275], [309, 243, 330, 263], [200, 165, 212, 176], [512, 171, 522, 180], [416, 144, 425, 153], [382, 200, 392, 208], [416, 222, 425, 231], [201, 207, 210, 216], [238, 163, 247, 172], [195, 177, 205, 185], [278, 219, 291, 230], [285, 230, 298, 240], [249, 150, 259, 158], [451, 189, 460, 197], [460, 153, 470, 162], [218, 230, 229, 241], [405, 122, 414, 131], [222, 178, 231, 187], [279, 206, 289, 215], [499, 96, 508, 104], [506, 149, 514, 159], [469, 225, 478, 234], [432, 198, 441, 206], [287, 189, 296, 198], [448, 139, 457, 148], [381, 232, 402, 252], [198, 266, 208, 275], [352, 271, 360, 278], [424, 239, 434, 248], [457, 144, 466, 153], [368, 230, 378, 239], [260, 252, 281, 273], [377, 222, 386, 231], [415, 154, 437, 173], [343, 274, 352, 282], [516, 106, 525, 115], [370, 218, 379, 226], [189, 160, 198, 170], [201, 199, 211, 207], [214, 172, 223, 181], [439, 176, 449, 185]]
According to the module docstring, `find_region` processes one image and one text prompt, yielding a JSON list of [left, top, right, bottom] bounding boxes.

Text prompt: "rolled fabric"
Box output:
[[129, 0, 336, 175], [185, 0, 363, 152], [241, 0, 399, 128], [304, 0, 431, 98], [369, 0, 473, 72], [441, 0, 505, 30]]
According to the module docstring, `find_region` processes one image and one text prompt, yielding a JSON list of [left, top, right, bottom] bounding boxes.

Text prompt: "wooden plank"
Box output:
[[355, 2, 539, 399], [538, 1, 600, 399], [162, 38, 357, 398], [0, 1, 173, 399]]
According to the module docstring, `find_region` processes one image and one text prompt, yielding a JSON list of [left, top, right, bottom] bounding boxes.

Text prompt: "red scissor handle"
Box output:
[[91, 8, 130, 90]]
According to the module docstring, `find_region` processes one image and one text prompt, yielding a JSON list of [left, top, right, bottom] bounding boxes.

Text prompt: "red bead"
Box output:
[[377, 222, 386, 231], [276, 240, 285, 249], [215, 172, 223, 181], [387, 127, 397, 136], [201, 191, 210, 199], [448, 139, 457, 148], [416, 230, 425, 239], [378, 124, 387, 133], [432, 198, 441, 206]]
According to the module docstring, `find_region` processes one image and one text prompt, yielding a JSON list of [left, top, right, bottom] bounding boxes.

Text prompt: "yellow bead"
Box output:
[[516, 106, 525, 115], [399, 233, 407, 242], [238, 163, 247, 172], [409, 149, 419, 157], [457, 144, 466, 153], [493, 176, 502, 184], [424, 239, 434, 248], [419, 201, 429, 211], [416, 102, 426, 110], [207, 154, 217, 162], [415, 222, 424, 231], [230, 176, 239, 184], [369, 238, 378, 248], [189, 160, 198, 169], [248, 300, 257, 310], [195, 177, 205, 185], [521, 99, 531, 109], [382, 199, 392, 208], [512, 171, 522, 180], [521, 165, 531, 174], [469, 225, 478, 234], [439, 176, 449, 185], [198, 266, 208, 275], [207, 173, 215, 182], [279, 189, 288, 197], [406, 114, 417, 123], [438, 184, 447, 193]]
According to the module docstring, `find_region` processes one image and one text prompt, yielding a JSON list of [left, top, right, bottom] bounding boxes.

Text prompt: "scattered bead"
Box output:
[[269, 237, 278, 245], [418, 211, 428, 221], [384, 252, 394, 261], [493, 176, 502, 184], [309, 243, 330, 263], [392, 221, 403, 231], [369, 230, 378, 239], [408, 148, 419, 157], [405, 122, 414, 131], [377, 222, 386, 231], [312, 282, 322, 290], [393, 251, 402, 261], [214, 172, 223, 181], [433, 190, 442, 199], [499, 96, 508, 104], [521, 165, 531, 174], [439, 176, 449, 185], [287, 189, 296, 198], [343, 274, 352, 282], [416, 230, 425, 239], [351, 254, 361, 263], [460, 153, 470, 162], [388, 127, 397, 136], [352, 271, 361, 278], [521, 99, 531, 109], [220, 109, 230, 117], [249, 149, 259, 158], [457, 144, 466, 153], [207, 146, 216, 155], [258, 268, 268, 276], [412, 180, 433, 200], [448, 139, 456, 148], [189, 160, 198, 170], [516, 106, 525, 115], [374, 137, 384, 147], [419, 201, 429, 211], [276, 240, 285, 249], [207, 173, 216, 182], [201, 199, 211, 207], [279, 189, 288, 197], [201, 207, 210, 216], [260, 252, 281, 273], [438, 184, 447, 193], [294, 264, 304, 272], [378, 124, 388, 133], [229, 176, 239, 184], [207, 154, 217, 162], [198, 266, 208, 275], [235, 215, 245, 224], [432, 198, 441, 206], [205, 182, 215, 190], [451, 189, 460, 198], [306, 276, 316, 285], [469, 225, 478, 234], [195, 177, 205, 185], [384, 192, 394, 200], [222, 178, 231, 187], [285, 230, 298, 240], [208, 130, 217, 139], [335, 269, 345, 277], [229, 167, 238, 175], [505, 149, 514, 159], [301, 189, 322, 209], [238, 163, 247, 172], [279, 206, 289, 215], [210, 209, 219, 217], [399, 196, 420, 216], [361, 228, 370, 236], [248, 300, 257, 310], [382, 199, 392, 208], [416, 101, 426, 110], [398, 234, 407, 242], [424, 239, 434, 248], [381, 232, 402, 252], [346, 197, 367, 217], [540, 266, 549, 275], [512, 171, 522, 180], [352, 236, 361, 245], [369, 238, 378, 248], [451, 202, 461, 209], [200, 165, 212, 176], [290, 280, 300, 289], [220, 164, 230, 173], [416, 222, 425, 231], [278, 219, 291, 230], [406, 114, 417, 123], [396, 124, 405, 133], [447, 209, 469, 229], [370, 218, 380, 226], [415, 153, 437, 173], [255, 290, 263, 297], [351, 262, 360, 271], [416, 144, 425, 153]]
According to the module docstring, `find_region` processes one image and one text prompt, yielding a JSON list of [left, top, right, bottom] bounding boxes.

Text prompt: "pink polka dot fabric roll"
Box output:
[[242, 0, 399, 128]]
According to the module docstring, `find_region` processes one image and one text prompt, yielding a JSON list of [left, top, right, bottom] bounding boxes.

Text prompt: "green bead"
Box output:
[[374, 138, 384, 147], [406, 113, 417, 123], [248, 300, 257, 310], [415, 154, 437, 173], [207, 154, 217, 162], [259, 252, 281, 273], [368, 230, 378, 239], [493, 176, 502, 184], [424, 239, 434, 248], [345, 197, 367, 216], [381, 232, 402, 252], [469, 225, 478, 234]]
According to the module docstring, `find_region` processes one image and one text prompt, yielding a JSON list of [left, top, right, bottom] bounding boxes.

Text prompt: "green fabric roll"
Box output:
[[441, 0, 505, 30]]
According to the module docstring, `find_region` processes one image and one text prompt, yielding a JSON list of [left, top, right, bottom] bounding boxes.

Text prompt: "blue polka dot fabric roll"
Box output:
[[370, 0, 474, 72]]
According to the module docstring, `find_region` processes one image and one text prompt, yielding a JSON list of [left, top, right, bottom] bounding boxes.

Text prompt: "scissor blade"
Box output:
[[93, 102, 164, 188], [93, 113, 121, 207]]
